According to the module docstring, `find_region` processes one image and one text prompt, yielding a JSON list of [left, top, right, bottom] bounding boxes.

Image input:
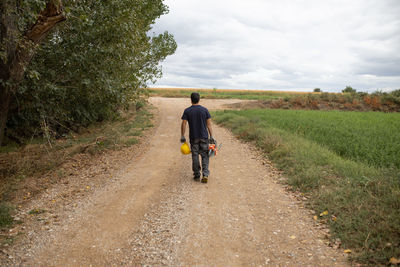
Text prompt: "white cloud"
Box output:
[[152, 0, 400, 92]]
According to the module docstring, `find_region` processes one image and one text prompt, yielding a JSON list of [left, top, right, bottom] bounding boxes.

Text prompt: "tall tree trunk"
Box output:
[[0, 1, 66, 145]]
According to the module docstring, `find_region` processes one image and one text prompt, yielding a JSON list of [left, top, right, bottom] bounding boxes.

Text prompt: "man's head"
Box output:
[[191, 92, 200, 104]]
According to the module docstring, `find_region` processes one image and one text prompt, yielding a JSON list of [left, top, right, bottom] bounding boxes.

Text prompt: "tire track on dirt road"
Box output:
[[17, 97, 347, 266]]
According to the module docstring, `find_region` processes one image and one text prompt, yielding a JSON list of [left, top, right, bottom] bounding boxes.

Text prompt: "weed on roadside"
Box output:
[[0, 204, 14, 228], [28, 208, 46, 215]]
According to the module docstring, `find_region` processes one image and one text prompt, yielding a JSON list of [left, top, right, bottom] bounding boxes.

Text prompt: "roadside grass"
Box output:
[[213, 109, 400, 265], [0, 204, 14, 227], [0, 102, 155, 229], [149, 88, 307, 100]]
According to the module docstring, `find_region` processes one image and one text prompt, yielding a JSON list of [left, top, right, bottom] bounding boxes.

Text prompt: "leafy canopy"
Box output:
[[7, 0, 176, 140]]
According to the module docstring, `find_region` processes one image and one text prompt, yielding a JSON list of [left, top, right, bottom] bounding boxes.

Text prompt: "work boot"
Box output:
[[201, 176, 208, 183], [194, 174, 200, 181]]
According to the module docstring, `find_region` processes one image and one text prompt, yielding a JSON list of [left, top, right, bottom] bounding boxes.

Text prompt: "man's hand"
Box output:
[[180, 136, 186, 143], [209, 136, 216, 144]]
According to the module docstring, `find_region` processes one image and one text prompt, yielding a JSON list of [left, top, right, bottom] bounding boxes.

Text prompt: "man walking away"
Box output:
[[181, 92, 215, 183]]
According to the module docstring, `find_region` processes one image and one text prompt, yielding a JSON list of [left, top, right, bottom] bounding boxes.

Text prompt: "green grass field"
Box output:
[[213, 108, 400, 265], [233, 109, 400, 169]]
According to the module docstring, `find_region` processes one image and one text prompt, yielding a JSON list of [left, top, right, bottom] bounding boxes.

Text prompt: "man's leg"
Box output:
[[199, 140, 210, 181], [191, 141, 201, 178]]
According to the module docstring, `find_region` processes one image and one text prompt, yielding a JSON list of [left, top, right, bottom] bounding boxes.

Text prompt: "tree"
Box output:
[[391, 89, 400, 97], [342, 86, 356, 93], [0, 0, 65, 145], [2, 0, 177, 144], [313, 88, 321, 92]]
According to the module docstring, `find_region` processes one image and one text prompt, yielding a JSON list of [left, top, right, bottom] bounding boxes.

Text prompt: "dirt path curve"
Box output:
[[19, 97, 347, 266]]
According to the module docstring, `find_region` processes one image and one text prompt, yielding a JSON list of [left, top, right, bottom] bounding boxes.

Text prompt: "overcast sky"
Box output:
[[151, 0, 400, 92]]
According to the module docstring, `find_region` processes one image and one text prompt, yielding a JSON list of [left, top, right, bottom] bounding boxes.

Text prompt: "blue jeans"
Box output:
[[190, 139, 209, 177]]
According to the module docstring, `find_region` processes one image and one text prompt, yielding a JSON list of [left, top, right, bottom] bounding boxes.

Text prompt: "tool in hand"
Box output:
[[208, 140, 221, 157]]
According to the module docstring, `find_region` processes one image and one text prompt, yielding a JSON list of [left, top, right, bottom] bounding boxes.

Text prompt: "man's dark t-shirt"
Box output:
[[181, 105, 211, 141]]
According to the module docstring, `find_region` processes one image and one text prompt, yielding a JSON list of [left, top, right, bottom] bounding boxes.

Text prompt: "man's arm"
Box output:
[[181, 120, 187, 142], [206, 118, 213, 139]]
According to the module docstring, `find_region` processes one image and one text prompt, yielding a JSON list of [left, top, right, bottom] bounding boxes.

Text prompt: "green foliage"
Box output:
[[391, 89, 400, 97], [2, 0, 47, 39], [28, 208, 46, 215], [6, 0, 176, 141], [342, 85, 356, 93], [0, 204, 14, 227], [213, 109, 400, 264], [313, 88, 321, 92]]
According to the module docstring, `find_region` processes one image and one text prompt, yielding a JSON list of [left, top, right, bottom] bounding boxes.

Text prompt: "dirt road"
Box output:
[[6, 97, 348, 266]]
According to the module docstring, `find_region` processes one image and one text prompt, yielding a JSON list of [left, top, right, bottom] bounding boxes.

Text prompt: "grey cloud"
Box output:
[[152, 0, 400, 92]]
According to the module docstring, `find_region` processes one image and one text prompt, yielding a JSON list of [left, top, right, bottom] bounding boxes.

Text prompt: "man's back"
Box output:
[[181, 105, 211, 141]]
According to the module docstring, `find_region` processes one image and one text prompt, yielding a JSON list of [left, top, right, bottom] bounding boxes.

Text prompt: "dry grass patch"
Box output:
[[0, 102, 155, 228]]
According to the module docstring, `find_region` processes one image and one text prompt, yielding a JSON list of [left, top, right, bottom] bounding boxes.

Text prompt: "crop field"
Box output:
[[213, 108, 400, 264], [148, 87, 309, 100], [232, 109, 400, 169]]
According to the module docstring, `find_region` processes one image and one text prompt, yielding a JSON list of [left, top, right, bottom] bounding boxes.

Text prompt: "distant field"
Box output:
[[213, 108, 400, 264], [150, 88, 400, 113], [148, 87, 310, 100]]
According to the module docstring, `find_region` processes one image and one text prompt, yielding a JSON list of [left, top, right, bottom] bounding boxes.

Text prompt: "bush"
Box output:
[[342, 86, 356, 93], [390, 89, 400, 97], [313, 88, 321, 92]]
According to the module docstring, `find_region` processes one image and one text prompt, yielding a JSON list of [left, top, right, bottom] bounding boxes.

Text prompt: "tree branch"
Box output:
[[8, 1, 66, 85], [26, 2, 66, 44]]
